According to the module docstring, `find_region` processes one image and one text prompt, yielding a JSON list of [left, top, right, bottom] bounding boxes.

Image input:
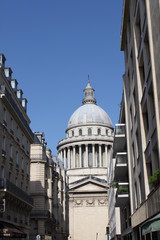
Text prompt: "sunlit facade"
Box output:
[[57, 79, 114, 240], [119, 0, 160, 239]]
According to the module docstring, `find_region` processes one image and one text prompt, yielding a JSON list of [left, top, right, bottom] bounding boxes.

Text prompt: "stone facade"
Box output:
[[0, 53, 34, 239], [57, 80, 114, 240], [30, 132, 69, 240], [108, 0, 160, 239]]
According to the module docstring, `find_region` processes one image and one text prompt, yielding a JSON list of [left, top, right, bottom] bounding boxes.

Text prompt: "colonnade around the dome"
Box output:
[[58, 143, 112, 170]]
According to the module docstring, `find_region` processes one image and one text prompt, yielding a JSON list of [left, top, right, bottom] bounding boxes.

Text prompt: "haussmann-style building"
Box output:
[[108, 1, 160, 240], [0, 53, 34, 239]]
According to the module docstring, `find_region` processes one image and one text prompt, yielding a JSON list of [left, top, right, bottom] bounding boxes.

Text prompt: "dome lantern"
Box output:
[[82, 75, 96, 105]]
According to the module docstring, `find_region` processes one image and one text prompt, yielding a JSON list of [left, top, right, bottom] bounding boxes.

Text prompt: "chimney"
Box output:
[[0, 54, 6, 68]]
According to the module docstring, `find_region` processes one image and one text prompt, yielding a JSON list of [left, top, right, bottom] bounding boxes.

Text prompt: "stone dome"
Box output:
[[67, 78, 113, 129], [67, 104, 113, 129]]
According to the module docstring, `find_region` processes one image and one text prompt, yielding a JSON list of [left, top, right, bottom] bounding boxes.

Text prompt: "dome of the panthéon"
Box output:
[[67, 78, 113, 130]]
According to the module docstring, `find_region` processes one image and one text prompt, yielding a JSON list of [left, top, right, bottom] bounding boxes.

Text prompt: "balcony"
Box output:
[[0, 178, 33, 206], [115, 182, 129, 207], [113, 124, 126, 155], [115, 153, 128, 181], [30, 210, 50, 218]]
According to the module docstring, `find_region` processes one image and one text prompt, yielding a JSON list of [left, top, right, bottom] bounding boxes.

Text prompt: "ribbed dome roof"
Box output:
[[67, 78, 113, 129], [67, 104, 113, 129]]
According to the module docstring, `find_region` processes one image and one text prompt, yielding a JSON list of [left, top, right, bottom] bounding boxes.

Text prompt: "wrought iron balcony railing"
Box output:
[[0, 178, 33, 206]]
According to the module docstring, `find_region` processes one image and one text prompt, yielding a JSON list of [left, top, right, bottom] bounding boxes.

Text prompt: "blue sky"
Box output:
[[1, 0, 124, 154]]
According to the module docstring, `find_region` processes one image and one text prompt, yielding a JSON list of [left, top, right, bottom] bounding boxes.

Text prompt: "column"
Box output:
[[64, 148, 66, 169], [73, 146, 75, 168], [105, 145, 108, 168], [68, 147, 70, 169], [99, 145, 102, 167], [86, 144, 88, 167], [79, 145, 82, 168], [95, 144, 98, 167], [61, 150, 63, 162], [92, 144, 95, 167], [108, 145, 112, 172], [58, 151, 60, 160]]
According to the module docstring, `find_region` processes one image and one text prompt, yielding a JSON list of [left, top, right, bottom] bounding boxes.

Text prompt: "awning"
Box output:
[[0, 222, 27, 238], [141, 213, 160, 235]]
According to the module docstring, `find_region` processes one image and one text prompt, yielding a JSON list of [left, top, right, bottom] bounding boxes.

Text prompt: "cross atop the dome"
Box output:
[[88, 74, 90, 84]]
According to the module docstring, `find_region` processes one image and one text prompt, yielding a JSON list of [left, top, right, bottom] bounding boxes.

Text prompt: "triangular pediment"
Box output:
[[69, 176, 108, 193]]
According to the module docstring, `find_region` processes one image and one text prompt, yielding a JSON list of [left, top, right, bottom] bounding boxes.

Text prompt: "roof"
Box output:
[[67, 79, 113, 129], [67, 103, 113, 129]]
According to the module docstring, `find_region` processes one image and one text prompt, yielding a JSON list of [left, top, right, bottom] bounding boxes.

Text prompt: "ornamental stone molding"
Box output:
[[86, 199, 95, 206], [98, 199, 107, 206]]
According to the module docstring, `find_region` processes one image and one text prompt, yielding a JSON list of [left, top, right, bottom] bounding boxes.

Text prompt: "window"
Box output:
[[10, 144, 13, 159], [130, 107, 133, 130], [142, 102, 149, 141], [3, 108, 7, 125], [135, 6, 141, 51], [135, 130, 139, 159], [88, 128, 92, 136], [139, 174, 142, 203], [2, 136, 6, 151], [97, 128, 101, 135], [132, 143, 135, 168], [16, 126, 19, 141], [144, 28, 150, 65], [148, 83, 155, 119], [1, 167, 4, 178], [9, 172, 11, 181], [139, 53, 145, 89], [26, 140, 29, 154], [10, 117, 14, 134], [134, 182, 138, 210], [22, 134, 24, 148], [26, 163, 29, 175], [79, 129, 82, 136], [15, 177, 18, 187], [146, 155, 152, 181], [16, 151, 19, 165], [21, 158, 24, 170], [133, 89, 136, 117], [72, 131, 74, 137]]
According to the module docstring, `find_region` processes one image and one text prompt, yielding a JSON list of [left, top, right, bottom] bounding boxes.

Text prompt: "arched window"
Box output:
[[98, 128, 101, 135], [88, 128, 92, 136], [79, 129, 82, 136]]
